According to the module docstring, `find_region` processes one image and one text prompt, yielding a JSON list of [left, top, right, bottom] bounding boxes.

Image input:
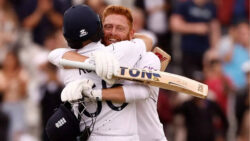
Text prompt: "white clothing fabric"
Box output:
[[123, 52, 167, 141], [48, 39, 146, 140]]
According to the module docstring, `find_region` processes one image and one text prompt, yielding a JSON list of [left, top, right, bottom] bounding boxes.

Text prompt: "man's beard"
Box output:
[[102, 34, 130, 46]]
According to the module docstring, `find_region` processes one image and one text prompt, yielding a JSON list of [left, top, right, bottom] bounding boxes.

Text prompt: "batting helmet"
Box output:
[[63, 5, 103, 49], [45, 102, 80, 141]]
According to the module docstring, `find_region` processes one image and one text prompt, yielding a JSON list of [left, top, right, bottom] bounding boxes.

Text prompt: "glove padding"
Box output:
[[61, 79, 102, 102], [90, 50, 120, 85]]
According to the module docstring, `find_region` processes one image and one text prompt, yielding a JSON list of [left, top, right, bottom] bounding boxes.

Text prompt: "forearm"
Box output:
[[48, 48, 87, 68], [102, 86, 126, 103], [101, 83, 151, 103], [62, 51, 87, 62], [47, 10, 63, 28], [209, 20, 221, 49], [23, 10, 44, 29], [123, 83, 150, 102], [170, 15, 208, 35]]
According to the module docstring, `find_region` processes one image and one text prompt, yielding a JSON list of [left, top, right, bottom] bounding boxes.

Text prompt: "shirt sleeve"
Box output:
[[105, 39, 146, 67], [48, 48, 74, 68], [174, 2, 187, 16], [137, 52, 161, 71], [210, 3, 217, 20], [123, 83, 151, 102], [122, 52, 161, 102]]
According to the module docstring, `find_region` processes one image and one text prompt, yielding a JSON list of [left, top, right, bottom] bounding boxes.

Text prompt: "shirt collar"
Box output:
[[77, 41, 105, 54]]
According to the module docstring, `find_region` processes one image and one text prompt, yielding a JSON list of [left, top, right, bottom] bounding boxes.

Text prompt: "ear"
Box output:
[[129, 29, 135, 40]]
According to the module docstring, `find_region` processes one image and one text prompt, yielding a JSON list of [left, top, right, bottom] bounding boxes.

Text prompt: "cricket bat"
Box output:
[[60, 59, 208, 99], [153, 47, 171, 71]]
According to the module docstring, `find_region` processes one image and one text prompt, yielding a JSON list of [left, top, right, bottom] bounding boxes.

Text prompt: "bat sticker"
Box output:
[[120, 67, 161, 81]]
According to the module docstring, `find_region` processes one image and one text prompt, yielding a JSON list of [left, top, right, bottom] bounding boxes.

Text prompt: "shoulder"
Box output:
[[106, 39, 146, 53], [138, 52, 161, 70], [141, 52, 160, 63], [112, 39, 145, 47], [178, 1, 192, 8], [174, 1, 191, 14]]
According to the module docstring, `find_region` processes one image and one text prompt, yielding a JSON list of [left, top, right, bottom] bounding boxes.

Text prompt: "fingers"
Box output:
[[103, 78, 115, 85], [61, 79, 95, 102], [107, 54, 114, 79], [113, 59, 120, 76], [61, 87, 68, 102], [107, 52, 120, 78], [93, 50, 120, 81], [82, 79, 94, 90], [94, 51, 107, 78]]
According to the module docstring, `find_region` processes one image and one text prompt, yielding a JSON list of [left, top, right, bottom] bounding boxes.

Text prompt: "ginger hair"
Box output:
[[102, 5, 133, 30]]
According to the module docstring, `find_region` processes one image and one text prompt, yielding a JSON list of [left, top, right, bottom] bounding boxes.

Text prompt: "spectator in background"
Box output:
[[170, 0, 220, 79], [131, 7, 157, 46], [84, 0, 108, 15], [174, 97, 229, 141], [214, 0, 235, 27], [0, 0, 19, 65], [12, 0, 71, 46], [157, 90, 177, 140], [39, 62, 63, 141], [235, 60, 250, 141], [219, 19, 249, 90], [0, 109, 9, 141], [203, 49, 235, 115], [216, 23, 236, 63], [18, 28, 66, 141], [43, 29, 67, 50], [0, 50, 29, 141], [134, 0, 172, 54], [215, 0, 249, 27], [232, 0, 249, 22]]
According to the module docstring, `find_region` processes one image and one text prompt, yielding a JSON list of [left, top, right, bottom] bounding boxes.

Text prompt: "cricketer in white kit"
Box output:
[[48, 39, 148, 141], [57, 51, 168, 141], [131, 52, 167, 141]]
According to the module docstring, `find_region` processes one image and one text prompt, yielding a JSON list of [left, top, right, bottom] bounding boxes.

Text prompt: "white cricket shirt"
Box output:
[[48, 39, 146, 141], [123, 52, 167, 141]]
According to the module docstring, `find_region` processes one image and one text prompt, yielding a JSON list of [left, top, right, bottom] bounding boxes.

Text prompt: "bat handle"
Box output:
[[59, 59, 96, 71]]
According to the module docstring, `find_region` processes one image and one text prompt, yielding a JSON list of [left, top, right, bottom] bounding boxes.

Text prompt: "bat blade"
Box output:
[[118, 67, 208, 99], [153, 47, 171, 71], [60, 59, 208, 99]]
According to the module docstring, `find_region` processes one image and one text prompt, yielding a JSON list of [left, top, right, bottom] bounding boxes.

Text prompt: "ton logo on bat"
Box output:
[[120, 67, 161, 81]]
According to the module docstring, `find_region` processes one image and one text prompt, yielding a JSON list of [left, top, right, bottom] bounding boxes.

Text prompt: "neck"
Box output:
[[82, 40, 93, 46]]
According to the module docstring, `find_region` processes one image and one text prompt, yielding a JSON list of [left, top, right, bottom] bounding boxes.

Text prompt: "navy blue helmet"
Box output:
[[45, 103, 80, 141], [63, 5, 103, 49]]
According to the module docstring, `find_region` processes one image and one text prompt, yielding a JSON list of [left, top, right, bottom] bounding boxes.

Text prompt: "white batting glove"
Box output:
[[91, 50, 120, 85], [61, 79, 101, 102], [82, 88, 102, 101]]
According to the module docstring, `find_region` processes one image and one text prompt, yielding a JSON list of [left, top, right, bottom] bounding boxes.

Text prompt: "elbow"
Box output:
[[145, 36, 153, 51], [48, 49, 59, 65], [170, 20, 179, 33], [170, 15, 183, 33], [48, 48, 70, 66]]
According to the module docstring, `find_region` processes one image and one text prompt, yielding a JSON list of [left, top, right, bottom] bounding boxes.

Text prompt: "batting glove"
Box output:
[[82, 87, 102, 101], [91, 50, 120, 85], [61, 79, 102, 102]]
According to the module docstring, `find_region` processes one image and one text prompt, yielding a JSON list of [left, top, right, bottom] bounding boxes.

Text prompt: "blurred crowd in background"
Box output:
[[0, 0, 249, 141]]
